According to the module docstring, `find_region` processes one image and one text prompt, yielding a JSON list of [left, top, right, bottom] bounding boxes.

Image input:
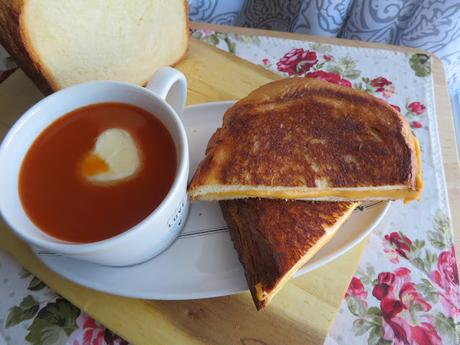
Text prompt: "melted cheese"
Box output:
[[414, 137, 424, 197], [195, 138, 424, 203], [201, 188, 419, 202]]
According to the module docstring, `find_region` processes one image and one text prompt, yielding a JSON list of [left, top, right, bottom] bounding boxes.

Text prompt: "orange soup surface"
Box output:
[[19, 103, 177, 243]]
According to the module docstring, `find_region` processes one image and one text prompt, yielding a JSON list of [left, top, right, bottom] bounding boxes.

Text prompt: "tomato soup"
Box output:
[[19, 103, 177, 243]]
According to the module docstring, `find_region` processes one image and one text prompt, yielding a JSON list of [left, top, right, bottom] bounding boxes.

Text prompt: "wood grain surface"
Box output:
[[0, 23, 458, 345]]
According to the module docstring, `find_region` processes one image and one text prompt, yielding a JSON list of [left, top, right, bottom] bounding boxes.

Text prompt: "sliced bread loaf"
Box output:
[[0, 0, 189, 94]]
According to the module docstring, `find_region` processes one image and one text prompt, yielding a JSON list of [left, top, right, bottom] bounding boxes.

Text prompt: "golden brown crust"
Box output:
[[183, 0, 190, 57], [221, 199, 356, 310], [164, 0, 190, 67], [189, 78, 422, 200], [1, 0, 23, 13], [0, 0, 53, 94], [19, 1, 60, 93]]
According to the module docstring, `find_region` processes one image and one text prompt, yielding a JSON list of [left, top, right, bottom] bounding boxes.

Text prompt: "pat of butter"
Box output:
[[82, 128, 140, 183]]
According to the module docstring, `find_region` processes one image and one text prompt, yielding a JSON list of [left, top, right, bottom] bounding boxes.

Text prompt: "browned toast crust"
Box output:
[[189, 78, 422, 199], [140, 0, 190, 87], [221, 198, 356, 309]]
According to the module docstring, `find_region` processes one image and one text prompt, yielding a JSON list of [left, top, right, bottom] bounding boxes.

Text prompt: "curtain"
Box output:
[[189, 0, 460, 97]]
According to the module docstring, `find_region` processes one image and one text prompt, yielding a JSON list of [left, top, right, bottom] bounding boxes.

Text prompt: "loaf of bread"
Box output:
[[0, 0, 189, 94]]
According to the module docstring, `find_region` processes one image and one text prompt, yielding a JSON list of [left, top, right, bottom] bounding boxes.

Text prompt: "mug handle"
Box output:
[[145, 66, 187, 117]]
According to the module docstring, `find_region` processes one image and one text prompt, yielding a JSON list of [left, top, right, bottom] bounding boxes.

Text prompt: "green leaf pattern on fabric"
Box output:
[[191, 30, 261, 55], [434, 312, 460, 345], [28, 277, 46, 291], [428, 212, 452, 250], [19, 268, 32, 279], [5, 295, 39, 328], [409, 53, 431, 77], [25, 298, 79, 345]]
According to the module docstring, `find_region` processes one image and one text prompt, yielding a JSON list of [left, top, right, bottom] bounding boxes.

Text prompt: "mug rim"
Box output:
[[0, 79, 189, 254]]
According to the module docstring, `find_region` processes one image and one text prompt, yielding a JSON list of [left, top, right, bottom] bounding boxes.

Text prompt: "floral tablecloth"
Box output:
[[1, 29, 459, 345]]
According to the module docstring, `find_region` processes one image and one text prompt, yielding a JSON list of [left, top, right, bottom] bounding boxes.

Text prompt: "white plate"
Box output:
[[34, 101, 390, 300]]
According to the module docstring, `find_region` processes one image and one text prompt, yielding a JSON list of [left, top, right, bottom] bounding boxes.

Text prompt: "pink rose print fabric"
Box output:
[[276, 48, 317, 75], [305, 70, 352, 87], [373, 268, 439, 345], [408, 102, 426, 115], [390, 104, 401, 112], [67, 314, 128, 345], [383, 232, 412, 264], [430, 247, 460, 319], [405, 101, 427, 129], [370, 77, 395, 98], [342, 216, 460, 345], [411, 121, 423, 129], [346, 277, 368, 299]]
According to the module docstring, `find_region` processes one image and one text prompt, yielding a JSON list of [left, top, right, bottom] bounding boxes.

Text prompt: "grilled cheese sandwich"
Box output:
[[189, 78, 423, 202]]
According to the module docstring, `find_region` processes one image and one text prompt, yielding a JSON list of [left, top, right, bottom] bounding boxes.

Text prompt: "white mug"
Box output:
[[0, 67, 190, 266]]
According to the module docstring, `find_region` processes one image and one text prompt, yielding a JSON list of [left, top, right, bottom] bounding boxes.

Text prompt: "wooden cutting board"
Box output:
[[0, 36, 409, 345]]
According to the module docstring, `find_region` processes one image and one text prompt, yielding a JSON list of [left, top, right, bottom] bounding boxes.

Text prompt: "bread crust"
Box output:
[[0, 0, 53, 94], [139, 0, 190, 86], [172, 0, 190, 66]]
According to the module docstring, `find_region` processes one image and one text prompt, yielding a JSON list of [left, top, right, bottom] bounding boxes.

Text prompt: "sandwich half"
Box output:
[[189, 78, 423, 202], [220, 198, 359, 310]]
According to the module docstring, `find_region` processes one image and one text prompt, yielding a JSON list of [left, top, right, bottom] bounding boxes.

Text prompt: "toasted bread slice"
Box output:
[[189, 78, 423, 202], [221, 199, 359, 309], [0, 0, 189, 94]]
